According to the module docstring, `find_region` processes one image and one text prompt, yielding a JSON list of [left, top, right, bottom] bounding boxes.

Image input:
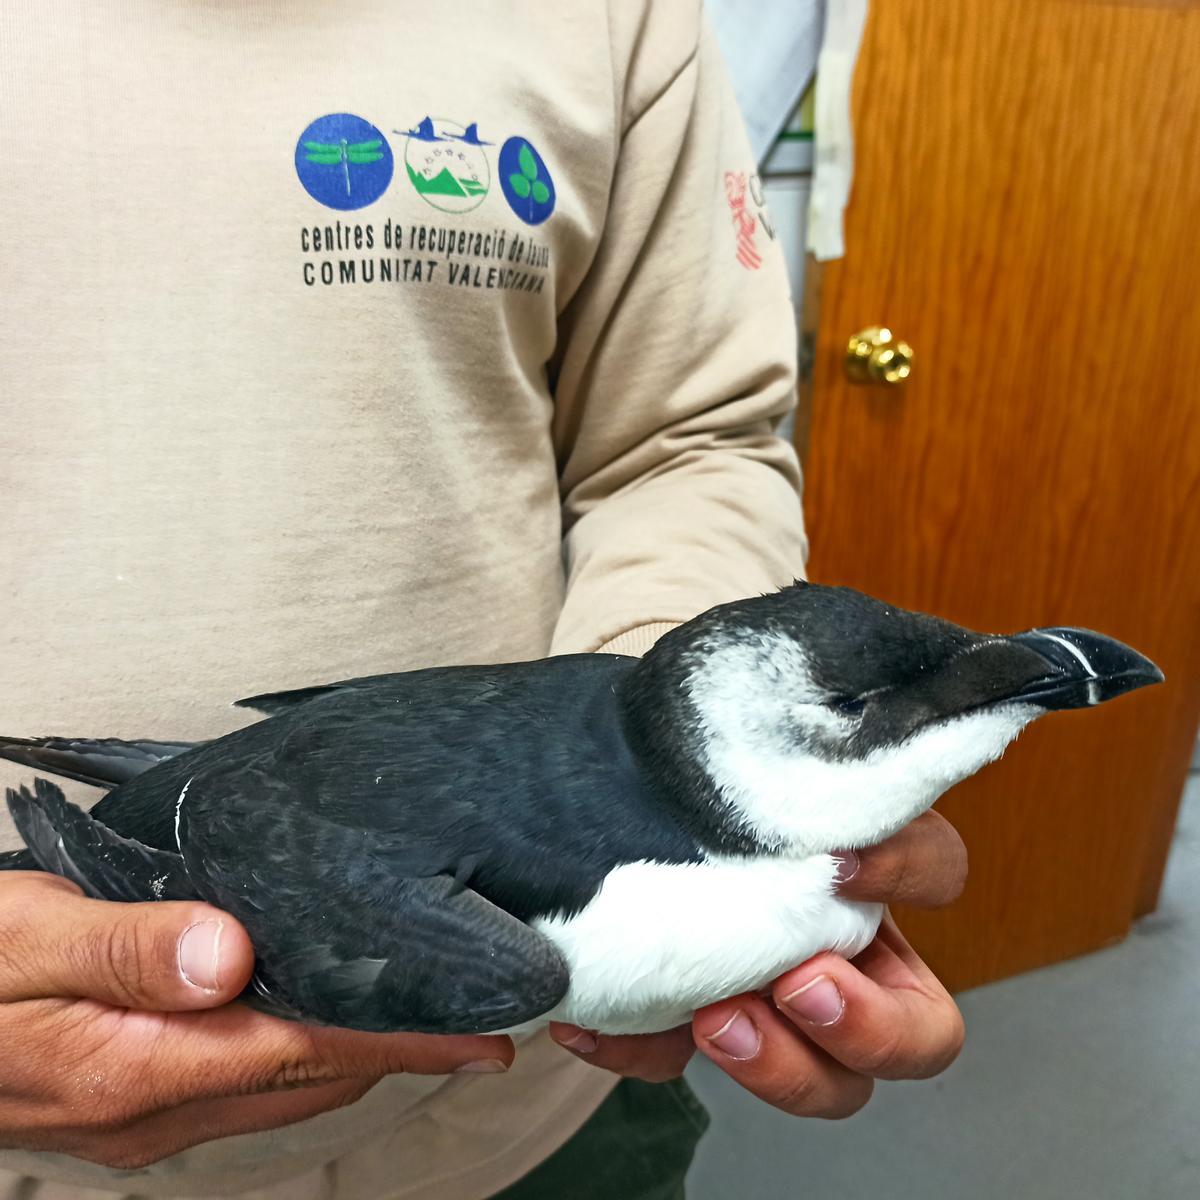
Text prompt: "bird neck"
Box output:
[[617, 643, 768, 857]]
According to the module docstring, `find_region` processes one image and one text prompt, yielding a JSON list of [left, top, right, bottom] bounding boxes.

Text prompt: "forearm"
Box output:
[[552, 435, 807, 656]]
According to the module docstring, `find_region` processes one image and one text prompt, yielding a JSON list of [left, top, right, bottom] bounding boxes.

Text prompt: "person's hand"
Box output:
[[549, 810, 967, 1105], [0, 872, 513, 1169]]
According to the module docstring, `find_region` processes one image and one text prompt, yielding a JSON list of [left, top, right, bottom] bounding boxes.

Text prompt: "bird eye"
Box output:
[[831, 695, 866, 718]]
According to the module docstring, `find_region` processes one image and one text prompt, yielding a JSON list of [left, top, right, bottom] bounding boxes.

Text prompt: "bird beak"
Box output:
[[1006, 628, 1164, 710]]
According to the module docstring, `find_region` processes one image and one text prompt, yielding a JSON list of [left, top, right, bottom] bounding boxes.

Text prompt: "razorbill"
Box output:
[[0, 583, 1163, 1036]]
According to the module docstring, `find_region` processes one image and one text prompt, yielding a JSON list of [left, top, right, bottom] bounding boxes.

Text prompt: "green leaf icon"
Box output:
[[531, 180, 550, 204], [518, 142, 538, 180], [509, 173, 532, 198]]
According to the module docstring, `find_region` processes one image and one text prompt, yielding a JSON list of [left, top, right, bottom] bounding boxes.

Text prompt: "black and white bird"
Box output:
[[0, 583, 1162, 1036]]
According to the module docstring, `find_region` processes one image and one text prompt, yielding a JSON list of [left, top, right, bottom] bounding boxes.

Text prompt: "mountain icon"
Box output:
[[406, 162, 487, 198]]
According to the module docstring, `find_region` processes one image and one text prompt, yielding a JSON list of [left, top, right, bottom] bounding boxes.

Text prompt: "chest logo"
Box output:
[[398, 116, 492, 213], [295, 113, 394, 211], [498, 137, 556, 226]]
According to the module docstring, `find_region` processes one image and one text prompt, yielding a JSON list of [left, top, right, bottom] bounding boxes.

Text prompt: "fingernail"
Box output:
[[705, 1010, 761, 1061], [554, 1029, 599, 1054], [454, 1059, 509, 1074], [179, 920, 223, 992], [832, 851, 860, 884], [782, 975, 845, 1026]]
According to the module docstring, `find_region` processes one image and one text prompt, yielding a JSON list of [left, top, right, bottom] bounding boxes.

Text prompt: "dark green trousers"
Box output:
[[489, 1078, 711, 1200]]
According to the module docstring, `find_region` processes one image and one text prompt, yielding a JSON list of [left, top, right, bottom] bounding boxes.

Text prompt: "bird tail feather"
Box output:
[[0, 735, 196, 791], [5, 778, 195, 903]]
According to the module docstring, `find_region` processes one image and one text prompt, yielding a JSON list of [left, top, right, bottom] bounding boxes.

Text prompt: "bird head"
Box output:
[[622, 582, 1163, 856]]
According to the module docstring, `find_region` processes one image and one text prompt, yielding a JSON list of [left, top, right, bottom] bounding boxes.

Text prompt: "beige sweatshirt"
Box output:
[[0, 1, 806, 1196]]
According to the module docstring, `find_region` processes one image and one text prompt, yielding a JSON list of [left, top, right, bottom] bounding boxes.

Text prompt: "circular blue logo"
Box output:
[[498, 136, 556, 225], [295, 113, 394, 211]]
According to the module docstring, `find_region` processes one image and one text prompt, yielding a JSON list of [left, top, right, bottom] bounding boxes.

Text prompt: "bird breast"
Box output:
[[526, 853, 884, 1036]]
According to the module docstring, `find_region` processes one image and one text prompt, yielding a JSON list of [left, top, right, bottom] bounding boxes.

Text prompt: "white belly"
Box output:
[[521, 853, 884, 1035]]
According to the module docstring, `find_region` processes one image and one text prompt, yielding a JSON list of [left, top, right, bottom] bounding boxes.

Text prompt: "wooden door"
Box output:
[[802, 0, 1200, 991]]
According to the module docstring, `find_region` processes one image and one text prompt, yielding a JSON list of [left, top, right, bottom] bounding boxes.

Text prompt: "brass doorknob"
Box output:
[[845, 326, 914, 386]]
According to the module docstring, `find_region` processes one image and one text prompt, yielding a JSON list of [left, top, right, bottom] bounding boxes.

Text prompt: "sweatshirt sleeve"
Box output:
[[548, 5, 808, 658]]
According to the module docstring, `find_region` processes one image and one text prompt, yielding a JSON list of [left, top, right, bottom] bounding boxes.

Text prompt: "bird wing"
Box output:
[[177, 762, 569, 1033], [216, 656, 674, 924], [4, 654, 649, 1030]]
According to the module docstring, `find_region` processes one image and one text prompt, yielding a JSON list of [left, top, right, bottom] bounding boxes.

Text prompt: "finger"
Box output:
[[693, 994, 873, 1119], [60, 1079, 382, 1171], [0, 872, 255, 1010], [6, 999, 514, 1129], [144, 1004, 516, 1103], [549, 1022, 694, 1083], [845, 915, 948, 992], [834, 810, 967, 908], [870, 911, 952, 986], [770, 927, 964, 1081]]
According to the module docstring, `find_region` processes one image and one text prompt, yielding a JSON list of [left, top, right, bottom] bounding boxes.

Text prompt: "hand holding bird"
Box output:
[[0, 870, 511, 1170]]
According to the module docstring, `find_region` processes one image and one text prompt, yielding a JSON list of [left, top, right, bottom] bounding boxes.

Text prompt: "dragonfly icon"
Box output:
[[303, 138, 385, 197]]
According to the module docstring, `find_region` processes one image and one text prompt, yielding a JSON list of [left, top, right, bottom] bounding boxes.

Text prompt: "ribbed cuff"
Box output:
[[595, 622, 679, 657]]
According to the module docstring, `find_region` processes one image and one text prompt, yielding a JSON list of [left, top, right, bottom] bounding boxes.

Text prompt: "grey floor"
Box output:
[[686, 771, 1200, 1200]]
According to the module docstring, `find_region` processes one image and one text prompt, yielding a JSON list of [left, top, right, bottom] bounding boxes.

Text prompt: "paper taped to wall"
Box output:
[[807, 0, 869, 260]]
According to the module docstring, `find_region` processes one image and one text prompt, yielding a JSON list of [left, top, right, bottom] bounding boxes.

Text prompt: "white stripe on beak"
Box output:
[[1037, 632, 1101, 705]]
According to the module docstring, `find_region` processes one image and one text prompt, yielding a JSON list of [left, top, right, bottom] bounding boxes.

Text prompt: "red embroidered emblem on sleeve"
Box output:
[[724, 171, 761, 270]]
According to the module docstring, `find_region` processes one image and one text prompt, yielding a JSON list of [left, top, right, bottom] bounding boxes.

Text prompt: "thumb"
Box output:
[[0, 874, 255, 1010]]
